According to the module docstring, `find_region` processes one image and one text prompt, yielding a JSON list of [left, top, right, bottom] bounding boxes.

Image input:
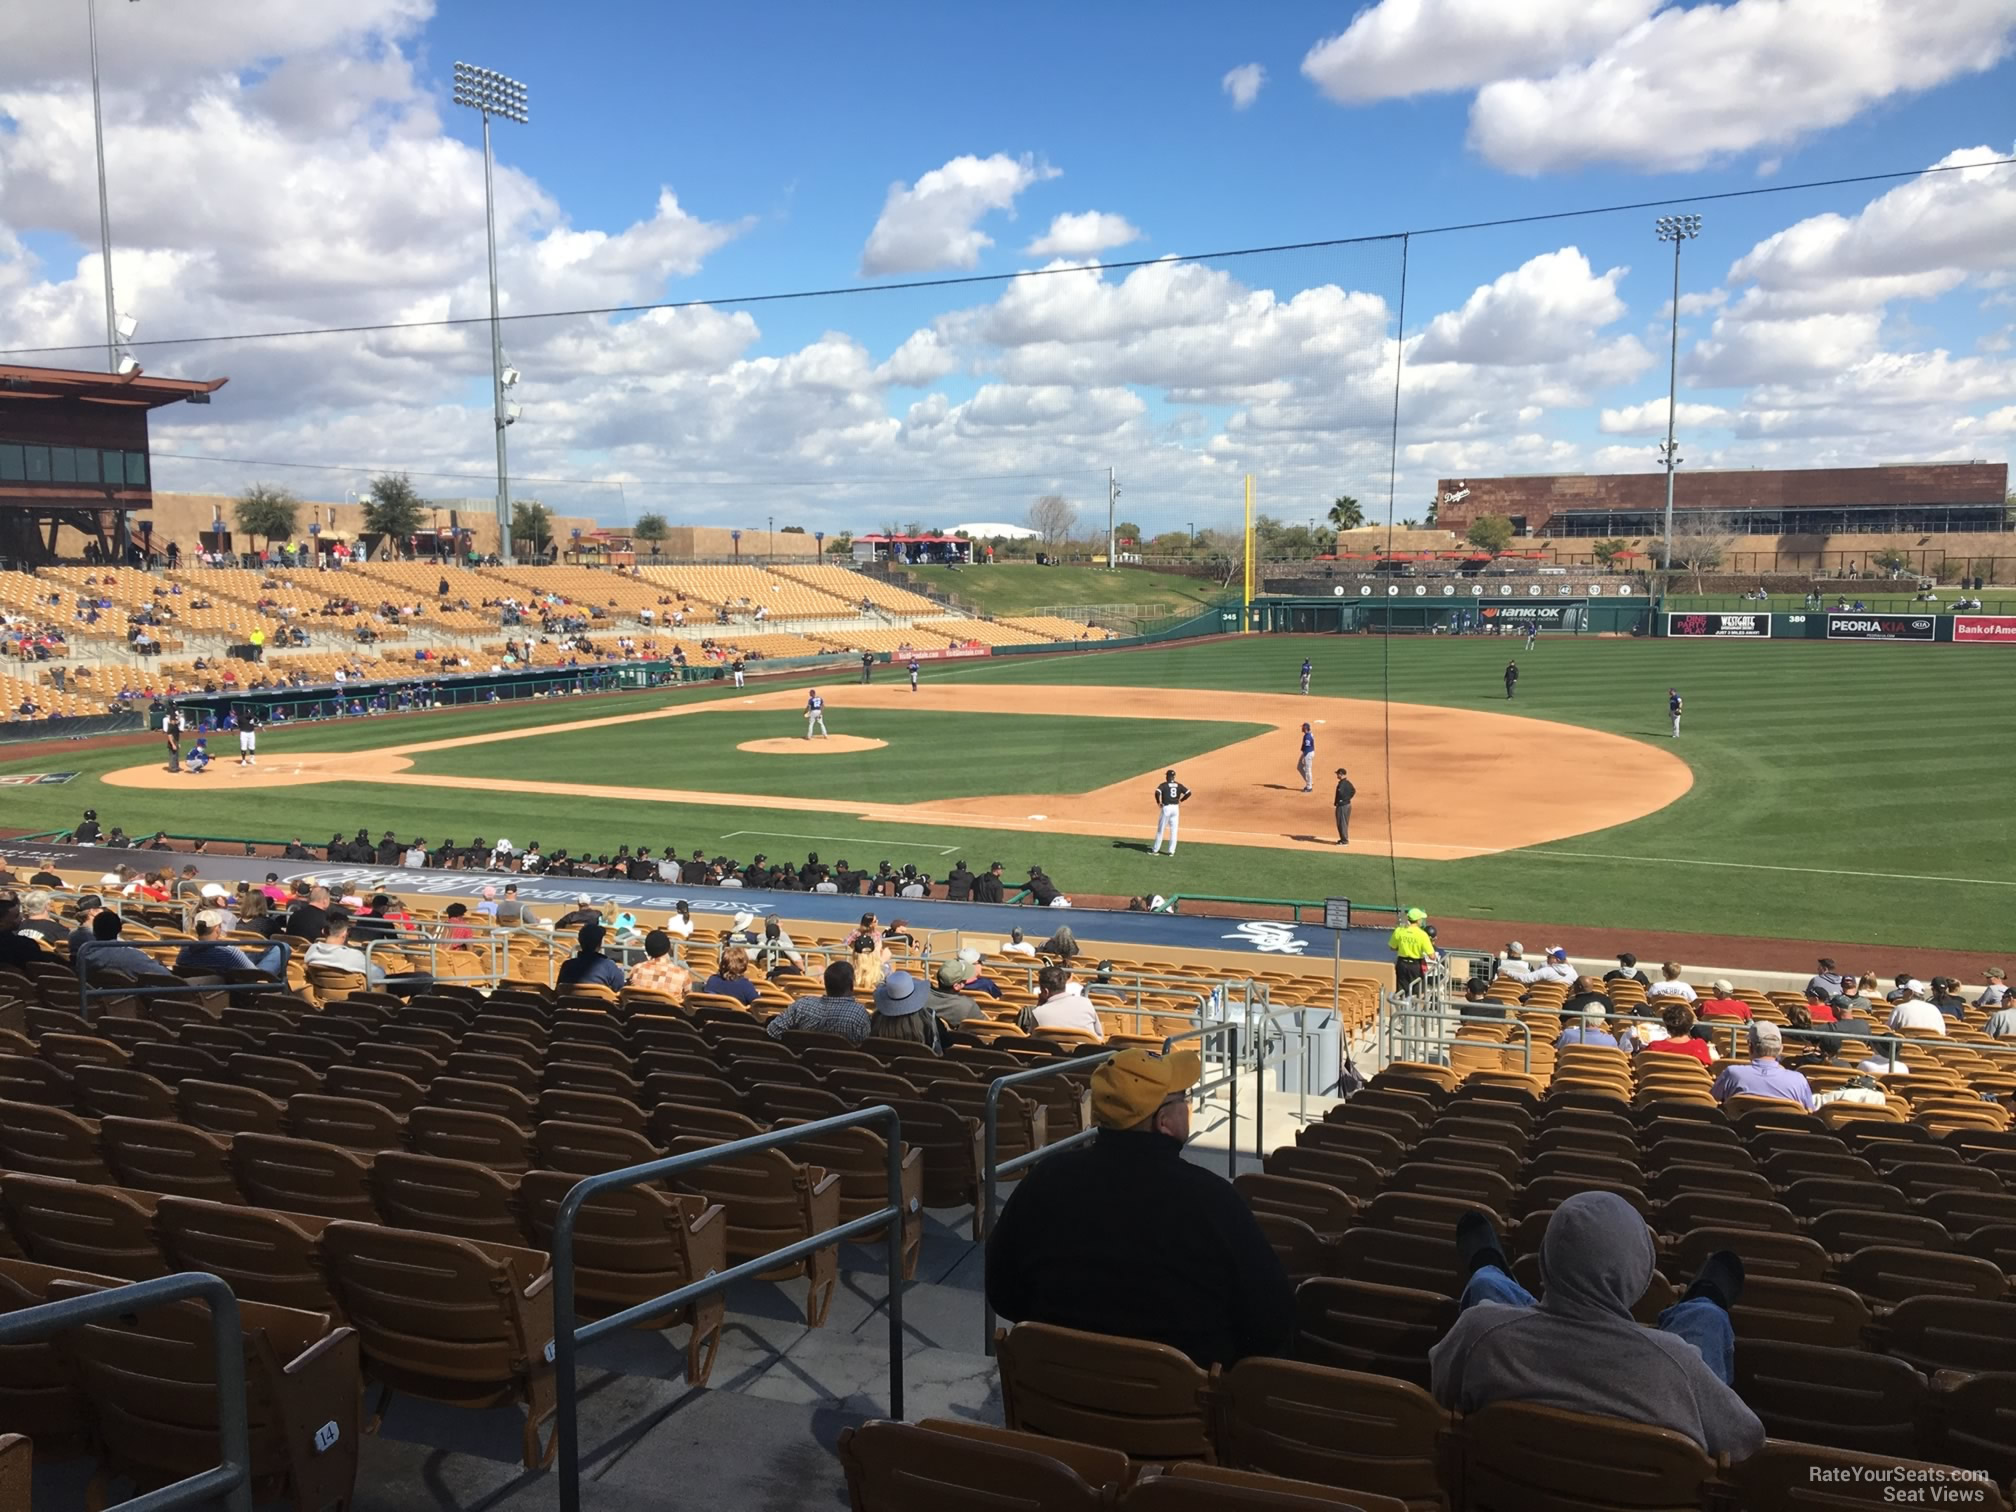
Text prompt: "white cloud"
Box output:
[[1027, 211, 1142, 257], [1468, 0, 2016, 174], [1221, 63, 1267, 110], [1725, 142, 2016, 315], [1302, 0, 1656, 102], [1413, 249, 1635, 366], [1598, 400, 1732, 434], [859, 153, 1058, 277]]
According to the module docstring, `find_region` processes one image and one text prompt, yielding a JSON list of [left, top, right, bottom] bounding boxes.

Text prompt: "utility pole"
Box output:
[[1107, 467, 1119, 570], [1655, 214, 1702, 573]]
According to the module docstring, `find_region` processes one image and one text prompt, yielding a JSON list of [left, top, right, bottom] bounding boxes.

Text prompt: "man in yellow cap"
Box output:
[[984, 1047, 1293, 1369], [1389, 906, 1435, 991]]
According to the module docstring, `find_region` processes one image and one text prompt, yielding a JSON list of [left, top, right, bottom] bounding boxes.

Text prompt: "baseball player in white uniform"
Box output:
[[804, 689, 828, 739], [236, 716, 258, 767], [1149, 768, 1192, 856]]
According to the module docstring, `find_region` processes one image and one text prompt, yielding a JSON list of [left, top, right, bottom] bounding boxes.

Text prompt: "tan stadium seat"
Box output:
[[424, 1076, 538, 1127], [0, 1098, 112, 1182], [408, 1106, 535, 1174], [1452, 1401, 1715, 1511], [319, 1221, 559, 1469], [324, 1065, 432, 1116], [837, 1418, 1113, 1512], [0, 1053, 75, 1108], [1871, 1297, 2016, 1376], [37, 1031, 131, 1073], [533, 1118, 661, 1177], [663, 1134, 841, 1327], [227, 1054, 324, 1104], [0, 1256, 109, 1455], [996, 1322, 1215, 1464], [540, 1088, 650, 1134], [1931, 1372, 2016, 1488], [98, 1115, 243, 1204], [0, 1173, 166, 1281], [517, 1171, 728, 1385], [1298, 1122, 1410, 1172], [231, 1133, 381, 1224], [1129, 1464, 1412, 1510], [767, 1119, 926, 1281], [1293, 1277, 1454, 1390], [1266, 1145, 1384, 1203], [153, 1197, 340, 1317], [371, 1151, 526, 1248], [1207, 1358, 1444, 1511], [286, 1092, 408, 1154], [1837, 1244, 2008, 1305], [1732, 1340, 1929, 1457], [178, 1079, 288, 1137], [71, 1064, 180, 1123], [1234, 1173, 1357, 1243], [48, 1277, 361, 1512], [1729, 1275, 1873, 1348], [1727, 1442, 2012, 1512]]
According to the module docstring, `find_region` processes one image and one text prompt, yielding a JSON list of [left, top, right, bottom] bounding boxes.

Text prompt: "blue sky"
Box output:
[[1, 0, 2012, 531]]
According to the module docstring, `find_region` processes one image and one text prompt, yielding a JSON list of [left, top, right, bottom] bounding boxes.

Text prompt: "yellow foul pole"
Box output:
[[1242, 473, 1254, 632]]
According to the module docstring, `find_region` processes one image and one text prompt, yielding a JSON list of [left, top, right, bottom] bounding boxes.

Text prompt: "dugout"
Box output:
[[1251, 593, 1653, 635]]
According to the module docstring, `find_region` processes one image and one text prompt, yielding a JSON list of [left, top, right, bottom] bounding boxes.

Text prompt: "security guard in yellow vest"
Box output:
[[1388, 906, 1435, 991]]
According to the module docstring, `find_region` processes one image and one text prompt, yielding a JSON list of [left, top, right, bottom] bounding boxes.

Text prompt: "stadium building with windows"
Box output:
[[1434, 462, 2009, 539]]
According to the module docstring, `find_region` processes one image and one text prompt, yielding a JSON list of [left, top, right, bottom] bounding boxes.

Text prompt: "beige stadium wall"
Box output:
[[656, 525, 824, 560]]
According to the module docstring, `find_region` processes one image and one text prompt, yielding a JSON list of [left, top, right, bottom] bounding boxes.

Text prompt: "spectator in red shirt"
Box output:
[[1697, 979, 1752, 1020], [1800, 984, 1840, 1023], [1643, 1002, 1716, 1065]]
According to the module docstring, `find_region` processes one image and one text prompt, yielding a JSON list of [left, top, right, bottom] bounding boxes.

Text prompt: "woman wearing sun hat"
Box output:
[[869, 969, 941, 1053]]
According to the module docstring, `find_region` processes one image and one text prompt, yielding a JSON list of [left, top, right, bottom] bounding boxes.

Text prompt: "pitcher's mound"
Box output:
[[738, 735, 888, 755]]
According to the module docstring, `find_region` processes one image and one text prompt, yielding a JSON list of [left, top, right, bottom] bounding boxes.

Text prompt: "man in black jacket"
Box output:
[[944, 859, 973, 901], [986, 1047, 1294, 1369], [1025, 866, 1060, 907], [973, 862, 1005, 904]]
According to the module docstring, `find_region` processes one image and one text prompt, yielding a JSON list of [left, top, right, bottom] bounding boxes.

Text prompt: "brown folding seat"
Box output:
[[324, 1064, 430, 1115], [1839, 1245, 2009, 1306], [1666, 1224, 1829, 1283], [220, 1005, 302, 1037], [1646, 1163, 1776, 1204], [1890, 1160, 2006, 1200], [767, 1119, 926, 1280], [518, 1171, 728, 1385], [1296, 1122, 1408, 1170], [1733, 1339, 1928, 1456], [798, 1047, 882, 1079], [36, 1031, 131, 1073], [1362, 1190, 1504, 1246], [1328, 1226, 1461, 1295], [533, 1119, 661, 1178], [130, 1040, 227, 1084], [638, 1070, 746, 1114], [1431, 1114, 1532, 1150], [664, 1133, 841, 1326], [997, 1321, 1213, 1463], [224, 1053, 322, 1103], [441, 1050, 540, 1096], [47, 1277, 361, 1512], [868, 1096, 984, 1232], [0, 1054, 75, 1107], [1233, 1174, 1356, 1243], [1729, 1275, 1872, 1347], [1781, 1176, 1909, 1217], [230, 1132, 381, 1224], [1808, 1208, 1950, 1256], [70, 1063, 179, 1122], [1128, 1462, 1414, 1510], [424, 1075, 536, 1127], [825, 1068, 925, 1104], [1453, 1401, 1715, 1512], [1918, 1188, 2016, 1236], [1321, 1100, 1428, 1143], [1732, 1102, 1829, 1138], [725, 1057, 827, 1094], [96, 1018, 176, 1052], [747, 1082, 852, 1124], [1266, 1145, 1382, 1203], [1931, 1372, 2016, 1489], [371, 1151, 526, 1247], [352, 1041, 445, 1081], [285, 1092, 406, 1154], [1728, 1442, 2013, 1512], [1253, 1213, 1332, 1288], [627, 1021, 709, 1059], [541, 1060, 645, 1100], [265, 1032, 350, 1075], [1521, 1148, 1646, 1190], [299, 1013, 371, 1050], [538, 1088, 648, 1132], [837, 1418, 1112, 1512], [934, 1080, 1047, 1171], [1209, 1357, 1446, 1510], [374, 1022, 460, 1057], [100, 1116, 242, 1204], [179, 1022, 260, 1056], [0, 1098, 111, 1181], [1408, 1136, 1520, 1181], [0, 1173, 165, 1280], [1762, 1149, 1880, 1187], [319, 1221, 558, 1469], [463, 1030, 545, 1062], [0, 1257, 98, 1455], [649, 1102, 765, 1145], [1961, 1224, 2016, 1271], [1654, 1192, 1798, 1237], [634, 1050, 723, 1082], [407, 1106, 535, 1174], [1543, 1105, 1643, 1142], [178, 1078, 288, 1137]]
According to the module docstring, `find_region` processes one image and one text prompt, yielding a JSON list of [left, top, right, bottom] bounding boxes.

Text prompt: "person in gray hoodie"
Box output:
[[1429, 1192, 1764, 1460]]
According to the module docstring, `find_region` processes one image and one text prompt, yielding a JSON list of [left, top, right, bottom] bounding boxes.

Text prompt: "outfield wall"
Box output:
[[1662, 610, 2016, 643], [1250, 594, 1652, 635]]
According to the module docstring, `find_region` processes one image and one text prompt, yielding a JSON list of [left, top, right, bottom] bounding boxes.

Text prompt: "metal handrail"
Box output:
[[71, 936, 292, 1017], [0, 1271, 254, 1512], [1162, 1021, 1243, 1180], [1153, 893, 1404, 927], [978, 1053, 1117, 1353], [550, 1106, 909, 1512], [1382, 1003, 1536, 1072]]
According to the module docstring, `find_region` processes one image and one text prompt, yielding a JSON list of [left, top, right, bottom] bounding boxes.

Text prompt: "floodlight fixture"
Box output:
[[1654, 212, 1705, 575]]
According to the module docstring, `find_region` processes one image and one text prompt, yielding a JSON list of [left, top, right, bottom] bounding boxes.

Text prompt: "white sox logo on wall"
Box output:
[[1221, 920, 1309, 955]]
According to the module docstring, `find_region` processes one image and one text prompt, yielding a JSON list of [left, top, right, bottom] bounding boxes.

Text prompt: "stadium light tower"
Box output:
[[1654, 213, 1702, 571], [453, 62, 529, 562], [86, 0, 145, 374]]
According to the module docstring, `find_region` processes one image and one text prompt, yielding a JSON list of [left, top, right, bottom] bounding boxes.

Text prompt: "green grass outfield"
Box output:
[[2, 634, 2010, 950], [402, 710, 1267, 799], [904, 563, 1228, 617]]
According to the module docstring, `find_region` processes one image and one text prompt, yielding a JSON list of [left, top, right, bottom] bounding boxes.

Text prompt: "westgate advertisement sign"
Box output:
[[1825, 613, 1936, 642], [1666, 613, 1770, 639]]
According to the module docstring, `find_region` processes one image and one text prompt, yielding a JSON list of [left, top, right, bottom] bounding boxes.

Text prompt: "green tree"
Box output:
[[1871, 546, 1913, 576], [1591, 537, 1631, 569], [779, 524, 806, 534], [362, 473, 427, 541], [825, 532, 854, 556], [633, 512, 669, 556], [1466, 515, 1515, 553], [1399, 518, 1421, 530], [232, 483, 300, 549], [1115, 519, 1144, 545], [511, 501, 555, 558], [1328, 495, 1365, 531]]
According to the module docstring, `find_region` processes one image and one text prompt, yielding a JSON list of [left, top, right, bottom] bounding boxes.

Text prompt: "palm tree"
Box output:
[[1327, 496, 1365, 532]]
